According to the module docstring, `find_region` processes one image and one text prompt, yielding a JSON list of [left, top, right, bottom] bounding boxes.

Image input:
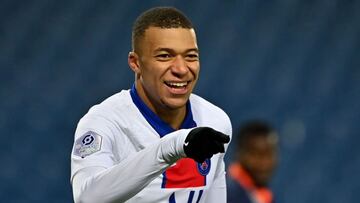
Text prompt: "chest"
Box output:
[[111, 119, 220, 203]]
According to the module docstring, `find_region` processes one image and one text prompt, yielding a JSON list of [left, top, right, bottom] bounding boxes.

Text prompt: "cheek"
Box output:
[[145, 71, 166, 93], [191, 63, 200, 75], [141, 65, 160, 81], [242, 156, 258, 169]]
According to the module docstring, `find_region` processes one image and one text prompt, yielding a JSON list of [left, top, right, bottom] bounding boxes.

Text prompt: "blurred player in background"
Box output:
[[227, 120, 278, 203], [70, 7, 232, 203]]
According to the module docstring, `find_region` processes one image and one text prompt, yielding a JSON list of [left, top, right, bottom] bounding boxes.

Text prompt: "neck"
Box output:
[[135, 81, 186, 129], [156, 106, 186, 130]]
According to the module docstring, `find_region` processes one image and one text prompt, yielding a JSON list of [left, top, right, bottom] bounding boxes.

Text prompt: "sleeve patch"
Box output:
[[73, 131, 102, 158]]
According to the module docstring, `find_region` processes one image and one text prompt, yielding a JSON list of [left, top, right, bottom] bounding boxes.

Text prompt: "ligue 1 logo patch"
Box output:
[[73, 131, 102, 158], [197, 159, 211, 176]]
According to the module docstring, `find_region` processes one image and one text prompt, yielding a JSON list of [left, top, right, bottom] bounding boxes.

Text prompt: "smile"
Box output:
[[164, 81, 189, 88]]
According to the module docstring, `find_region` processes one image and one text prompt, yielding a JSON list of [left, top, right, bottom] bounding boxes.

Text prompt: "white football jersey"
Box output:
[[71, 87, 232, 203]]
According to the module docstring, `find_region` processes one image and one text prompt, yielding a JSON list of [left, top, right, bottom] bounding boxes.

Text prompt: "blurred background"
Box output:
[[1, 0, 359, 202]]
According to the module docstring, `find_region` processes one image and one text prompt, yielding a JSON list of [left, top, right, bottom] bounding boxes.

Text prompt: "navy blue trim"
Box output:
[[196, 190, 203, 203], [161, 171, 167, 188], [130, 84, 196, 137], [169, 192, 176, 203], [187, 191, 195, 203]]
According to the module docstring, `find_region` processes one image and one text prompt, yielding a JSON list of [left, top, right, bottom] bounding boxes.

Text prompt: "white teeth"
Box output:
[[167, 82, 187, 87]]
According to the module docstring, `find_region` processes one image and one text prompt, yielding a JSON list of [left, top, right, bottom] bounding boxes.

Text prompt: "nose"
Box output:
[[171, 55, 189, 77]]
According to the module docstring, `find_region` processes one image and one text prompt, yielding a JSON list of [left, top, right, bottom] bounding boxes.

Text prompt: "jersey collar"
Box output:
[[130, 84, 196, 137]]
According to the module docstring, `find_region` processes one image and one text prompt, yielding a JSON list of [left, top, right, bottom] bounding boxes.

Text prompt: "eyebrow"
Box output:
[[154, 47, 199, 54]]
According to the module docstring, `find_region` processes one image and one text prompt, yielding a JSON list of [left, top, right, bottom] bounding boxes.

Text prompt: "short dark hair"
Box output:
[[236, 120, 277, 150], [132, 7, 194, 52]]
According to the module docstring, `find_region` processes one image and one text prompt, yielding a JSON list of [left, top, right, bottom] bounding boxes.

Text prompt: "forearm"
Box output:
[[72, 129, 189, 203]]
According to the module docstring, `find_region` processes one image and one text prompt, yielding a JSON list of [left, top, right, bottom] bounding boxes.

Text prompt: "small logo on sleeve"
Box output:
[[73, 131, 102, 158]]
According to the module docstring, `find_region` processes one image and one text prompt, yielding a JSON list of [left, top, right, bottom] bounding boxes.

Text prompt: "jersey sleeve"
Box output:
[[71, 115, 191, 203]]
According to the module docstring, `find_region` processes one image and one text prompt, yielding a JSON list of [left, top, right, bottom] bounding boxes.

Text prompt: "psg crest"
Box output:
[[197, 159, 211, 176]]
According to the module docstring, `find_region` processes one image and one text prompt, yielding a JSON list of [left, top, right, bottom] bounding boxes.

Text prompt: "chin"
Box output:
[[162, 97, 189, 110]]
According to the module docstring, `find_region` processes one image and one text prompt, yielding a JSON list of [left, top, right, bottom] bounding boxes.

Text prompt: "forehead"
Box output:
[[243, 134, 277, 150], [140, 27, 198, 52]]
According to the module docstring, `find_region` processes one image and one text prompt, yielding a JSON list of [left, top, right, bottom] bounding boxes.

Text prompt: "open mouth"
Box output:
[[164, 81, 189, 89]]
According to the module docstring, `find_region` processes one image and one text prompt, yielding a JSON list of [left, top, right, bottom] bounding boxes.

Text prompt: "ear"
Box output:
[[128, 52, 141, 74]]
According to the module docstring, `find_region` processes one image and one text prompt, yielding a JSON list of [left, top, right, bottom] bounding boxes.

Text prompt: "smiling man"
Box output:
[[71, 7, 232, 203], [128, 26, 200, 129]]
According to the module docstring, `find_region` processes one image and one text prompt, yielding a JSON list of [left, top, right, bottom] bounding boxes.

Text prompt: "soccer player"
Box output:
[[70, 7, 232, 203], [227, 121, 278, 203]]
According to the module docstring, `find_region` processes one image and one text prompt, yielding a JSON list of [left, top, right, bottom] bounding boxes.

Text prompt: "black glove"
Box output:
[[184, 127, 230, 163]]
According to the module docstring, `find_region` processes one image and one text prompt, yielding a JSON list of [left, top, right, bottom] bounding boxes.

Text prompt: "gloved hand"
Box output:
[[184, 127, 230, 163]]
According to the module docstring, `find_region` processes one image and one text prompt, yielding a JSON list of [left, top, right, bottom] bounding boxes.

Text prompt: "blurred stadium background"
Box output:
[[1, 0, 359, 202]]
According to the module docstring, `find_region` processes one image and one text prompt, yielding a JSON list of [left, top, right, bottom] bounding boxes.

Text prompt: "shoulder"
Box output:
[[227, 178, 253, 203], [190, 94, 229, 118], [88, 90, 131, 114], [82, 90, 133, 120], [75, 90, 134, 138], [190, 94, 232, 135]]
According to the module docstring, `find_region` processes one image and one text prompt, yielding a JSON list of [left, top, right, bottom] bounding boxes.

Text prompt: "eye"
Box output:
[[156, 53, 172, 61], [185, 54, 199, 61]]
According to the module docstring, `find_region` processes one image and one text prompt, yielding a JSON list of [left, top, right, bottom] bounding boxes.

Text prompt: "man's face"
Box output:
[[239, 134, 278, 187], [130, 27, 200, 111]]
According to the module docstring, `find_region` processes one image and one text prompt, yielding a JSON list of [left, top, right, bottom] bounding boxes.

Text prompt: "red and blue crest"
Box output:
[[197, 159, 211, 176]]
